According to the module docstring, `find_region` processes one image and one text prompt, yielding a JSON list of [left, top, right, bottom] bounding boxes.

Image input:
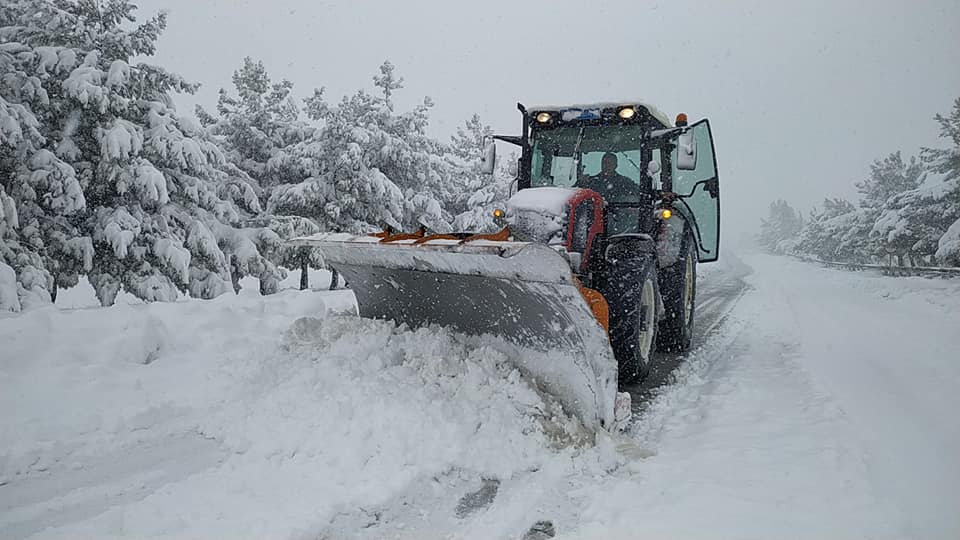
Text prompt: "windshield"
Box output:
[[529, 125, 648, 203]]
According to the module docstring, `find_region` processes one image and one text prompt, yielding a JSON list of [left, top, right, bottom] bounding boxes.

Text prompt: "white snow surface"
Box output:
[[49, 268, 334, 309], [506, 187, 575, 244], [0, 261, 20, 312], [507, 187, 576, 215], [294, 233, 578, 284], [562, 254, 960, 540], [2, 253, 959, 539], [1, 278, 583, 539]]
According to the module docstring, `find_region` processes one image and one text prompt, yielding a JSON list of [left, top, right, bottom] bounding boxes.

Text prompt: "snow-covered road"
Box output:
[[745, 255, 960, 538], [565, 255, 960, 539], [1, 254, 958, 539], [625, 253, 752, 409]]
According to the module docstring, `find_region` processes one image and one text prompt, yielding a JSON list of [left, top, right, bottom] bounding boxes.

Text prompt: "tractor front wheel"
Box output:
[[657, 234, 697, 352], [605, 253, 659, 385]]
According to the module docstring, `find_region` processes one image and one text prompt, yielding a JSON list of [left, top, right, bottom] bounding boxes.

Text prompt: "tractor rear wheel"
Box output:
[[657, 234, 697, 352], [604, 253, 659, 384]]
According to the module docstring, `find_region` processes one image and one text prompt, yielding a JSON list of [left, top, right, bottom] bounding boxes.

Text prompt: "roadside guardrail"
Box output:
[[792, 256, 960, 278]]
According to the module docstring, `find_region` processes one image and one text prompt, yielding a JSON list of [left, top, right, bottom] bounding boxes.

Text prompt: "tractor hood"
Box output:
[[505, 187, 579, 245]]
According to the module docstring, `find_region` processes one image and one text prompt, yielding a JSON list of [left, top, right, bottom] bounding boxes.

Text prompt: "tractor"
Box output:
[[292, 101, 721, 431]]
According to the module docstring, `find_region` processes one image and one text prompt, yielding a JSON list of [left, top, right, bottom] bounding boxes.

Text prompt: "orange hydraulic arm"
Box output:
[[575, 279, 610, 334]]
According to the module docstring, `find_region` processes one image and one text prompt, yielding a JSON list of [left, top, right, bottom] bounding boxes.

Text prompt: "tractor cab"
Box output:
[[488, 102, 720, 264]]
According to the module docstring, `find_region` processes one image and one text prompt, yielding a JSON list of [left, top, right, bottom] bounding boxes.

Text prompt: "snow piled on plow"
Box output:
[[0, 288, 588, 539]]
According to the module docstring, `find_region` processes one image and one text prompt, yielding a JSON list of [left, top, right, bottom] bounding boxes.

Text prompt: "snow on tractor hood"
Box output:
[[506, 187, 579, 245], [507, 187, 578, 215]]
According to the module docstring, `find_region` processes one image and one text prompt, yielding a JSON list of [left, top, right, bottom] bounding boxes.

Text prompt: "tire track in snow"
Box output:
[[302, 266, 756, 539], [625, 263, 752, 413], [0, 432, 225, 540]]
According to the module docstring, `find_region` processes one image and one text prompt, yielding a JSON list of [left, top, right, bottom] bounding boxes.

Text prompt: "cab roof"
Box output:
[[526, 100, 672, 129]]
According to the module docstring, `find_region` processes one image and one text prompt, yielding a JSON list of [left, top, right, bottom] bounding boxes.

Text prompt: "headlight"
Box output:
[[618, 107, 636, 119]]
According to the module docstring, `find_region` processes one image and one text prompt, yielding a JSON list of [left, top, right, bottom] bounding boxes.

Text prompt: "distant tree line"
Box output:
[[759, 97, 960, 267], [0, 0, 513, 312]]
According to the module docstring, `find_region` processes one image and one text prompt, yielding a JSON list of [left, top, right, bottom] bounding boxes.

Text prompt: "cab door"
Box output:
[[671, 119, 720, 262]]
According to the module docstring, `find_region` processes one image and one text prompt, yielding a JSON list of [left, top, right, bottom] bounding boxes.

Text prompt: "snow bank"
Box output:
[[52, 268, 335, 309], [1, 284, 585, 539], [0, 261, 20, 312], [6, 253, 959, 539]]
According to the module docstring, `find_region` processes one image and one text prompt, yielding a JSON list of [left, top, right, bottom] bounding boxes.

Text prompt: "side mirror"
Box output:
[[480, 139, 496, 175], [646, 160, 661, 177], [676, 130, 697, 170]]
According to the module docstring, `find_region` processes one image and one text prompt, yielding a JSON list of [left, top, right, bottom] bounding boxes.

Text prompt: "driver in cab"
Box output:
[[575, 152, 637, 201]]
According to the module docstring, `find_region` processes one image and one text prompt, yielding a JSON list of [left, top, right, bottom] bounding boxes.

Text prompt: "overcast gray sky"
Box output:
[[139, 0, 960, 241]]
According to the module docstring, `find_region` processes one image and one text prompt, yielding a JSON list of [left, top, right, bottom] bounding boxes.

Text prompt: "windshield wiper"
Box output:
[[567, 127, 585, 185], [622, 153, 642, 173]]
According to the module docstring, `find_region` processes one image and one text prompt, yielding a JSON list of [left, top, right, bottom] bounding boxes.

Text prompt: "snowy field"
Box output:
[[2, 254, 959, 539]]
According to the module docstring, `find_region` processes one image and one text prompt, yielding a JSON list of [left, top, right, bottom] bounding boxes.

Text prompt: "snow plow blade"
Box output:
[[290, 233, 620, 431]]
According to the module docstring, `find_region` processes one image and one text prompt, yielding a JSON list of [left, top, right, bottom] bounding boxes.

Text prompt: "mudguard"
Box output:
[[290, 233, 620, 431]]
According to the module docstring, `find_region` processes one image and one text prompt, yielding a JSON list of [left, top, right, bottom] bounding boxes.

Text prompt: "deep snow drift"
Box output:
[[1, 271, 592, 539], [2, 254, 959, 539]]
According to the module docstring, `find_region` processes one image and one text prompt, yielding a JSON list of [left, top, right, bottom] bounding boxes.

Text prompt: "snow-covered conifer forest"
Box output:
[[0, 0, 512, 312], [758, 99, 960, 266]]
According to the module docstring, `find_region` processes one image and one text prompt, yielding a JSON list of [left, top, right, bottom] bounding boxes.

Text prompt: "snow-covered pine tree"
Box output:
[[368, 61, 462, 231], [795, 209, 831, 261], [856, 152, 924, 210], [1, 0, 91, 308], [871, 175, 958, 265], [857, 152, 927, 265], [449, 114, 492, 162], [196, 57, 339, 287], [793, 198, 876, 263], [447, 113, 492, 216], [196, 57, 312, 198], [922, 97, 960, 265], [256, 214, 323, 290], [757, 199, 802, 252], [831, 207, 877, 263], [1, 0, 280, 307], [449, 114, 518, 232], [268, 90, 405, 235], [269, 61, 457, 235], [923, 97, 960, 184]]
